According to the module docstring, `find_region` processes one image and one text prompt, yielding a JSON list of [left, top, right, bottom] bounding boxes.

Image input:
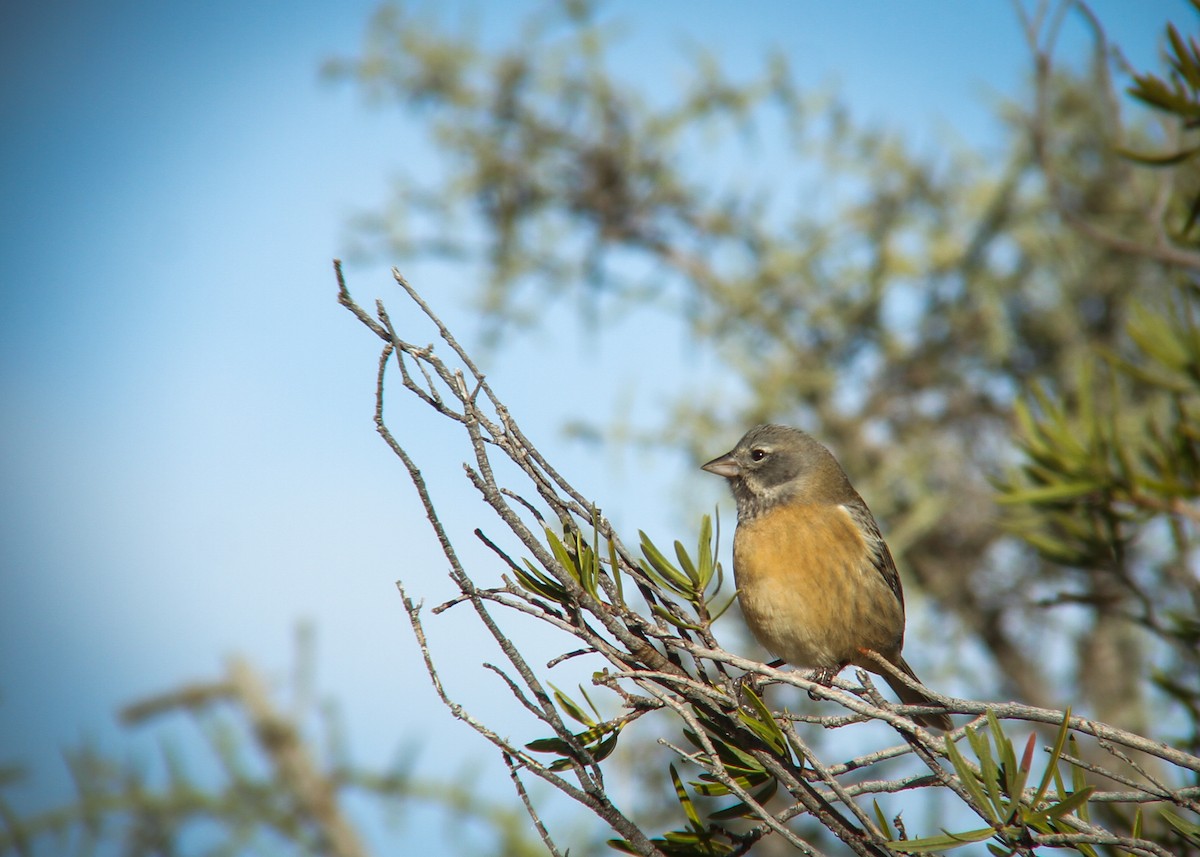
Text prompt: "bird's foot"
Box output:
[[806, 665, 841, 701], [731, 671, 765, 704], [731, 659, 786, 704]]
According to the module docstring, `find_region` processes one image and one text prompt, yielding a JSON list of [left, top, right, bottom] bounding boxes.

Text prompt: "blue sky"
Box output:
[[1, 1, 1188, 852]]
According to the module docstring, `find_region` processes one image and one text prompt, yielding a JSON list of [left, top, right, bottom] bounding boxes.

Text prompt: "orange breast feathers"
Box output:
[[731, 502, 906, 671]]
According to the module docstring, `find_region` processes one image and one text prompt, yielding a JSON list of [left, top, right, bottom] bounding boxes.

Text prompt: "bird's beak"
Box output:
[[701, 452, 740, 479]]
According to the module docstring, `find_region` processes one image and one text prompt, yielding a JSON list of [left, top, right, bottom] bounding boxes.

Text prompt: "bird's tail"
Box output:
[[879, 656, 953, 732]]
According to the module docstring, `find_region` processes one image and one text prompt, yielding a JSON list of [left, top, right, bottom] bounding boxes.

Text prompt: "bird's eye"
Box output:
[[750, 448, 767, 461]]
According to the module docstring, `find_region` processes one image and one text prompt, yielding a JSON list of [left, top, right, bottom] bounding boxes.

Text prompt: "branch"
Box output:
[[340, 263, 1200, 855]]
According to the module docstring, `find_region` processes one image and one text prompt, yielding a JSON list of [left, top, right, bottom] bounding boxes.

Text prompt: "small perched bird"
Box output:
[[703, 424, 952, 731]]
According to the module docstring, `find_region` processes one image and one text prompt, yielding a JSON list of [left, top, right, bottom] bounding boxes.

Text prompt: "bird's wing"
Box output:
[[840, 498, 905, 612]]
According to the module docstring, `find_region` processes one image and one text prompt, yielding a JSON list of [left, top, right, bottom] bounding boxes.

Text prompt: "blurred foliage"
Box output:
[[994, 288, 1200, 756], [0, 645, 559, 857], [326, 0, 1200, 748], [1122, 0, 1200, 239]]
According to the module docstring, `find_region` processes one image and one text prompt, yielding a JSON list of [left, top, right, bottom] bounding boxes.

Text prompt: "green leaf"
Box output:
[[696, 514, 715, 589], [693, 767, 771, 797], [872, 800, 894, 840], [708, 778, 778, 821], [884, 826, 995, 852], [986, 709, 1024, 811], [607, 535, 624, 604], [640, 531, 691, 592], [669, 764, 702, 828], [1116, 142, 1200, 167], [1169, 23, 1200, 89], [1128, 306, 1191, 372], [965, 722, 1005, 819], [690, 714, 767, 773], [1014, 530, 1089, 565], [551, 685, 595, 726], [588, 728, 621, 764], [651, 603, 705, 631], [1031, 707, 1072, 807], [944, 733, 996, 823], [525, 736, 573, 754], [525, 723, 613, 754], [737, 687, 788, 756], [551, 526, 602, 601], [516, 558, 569, 602], [994, 481, 1100, 505], [1161, 809, 1200, 845], [674, 540, 700, 586], [1043, 785, 1095, 819]]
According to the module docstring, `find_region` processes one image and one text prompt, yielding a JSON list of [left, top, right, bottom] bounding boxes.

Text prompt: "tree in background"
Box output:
[[4, 1, 1199, 855], [322, 0, 1200, 744]]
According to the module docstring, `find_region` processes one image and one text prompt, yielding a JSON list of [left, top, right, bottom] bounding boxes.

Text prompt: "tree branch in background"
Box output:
[[0, 630, 554, 857]]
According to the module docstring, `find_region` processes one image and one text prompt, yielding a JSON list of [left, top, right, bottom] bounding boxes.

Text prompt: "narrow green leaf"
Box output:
[[607, 536, 624, 604], [576, 683, 603, 722], [872, 800, 894, 840], [994, 481, 1100, 505], [639, 531, 690, 592], [1169, 24, 1200, 89], [696, 514, 714, 589], [1161, 809, 1200, 844], [589, 728, 621, 764], [694, 767, 770, 796], [709, 778, 778, 821], [884, 826, 995, 852], [669, 764, 702, 828], [944, 734, 996, 822], [1116, 143, 1200, 167], [674, 540, 700, 586], [651, 603, 704, 631], [526, 722, 617, 757], [1013, 397, 1038, 443], [551, 685, 595, 726], [1031, 707, 1072, 807], [546, 528, 579, 583], [1043, 785, 1095, 819], [517, 559, 569, 602], [1016, 530, 1088, 565], [692, 716, 766, 773], [738, 687, 788, 756], [965, 724, 1004, 818], [986, 709, 1023, 807], [575, 532, 600, 599], [525, 736, 573, 754], [1050, 757, 1067, 802]]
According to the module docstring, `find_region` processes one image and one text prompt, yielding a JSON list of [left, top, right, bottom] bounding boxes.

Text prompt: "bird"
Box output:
[[702, 424, 952, 731]]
